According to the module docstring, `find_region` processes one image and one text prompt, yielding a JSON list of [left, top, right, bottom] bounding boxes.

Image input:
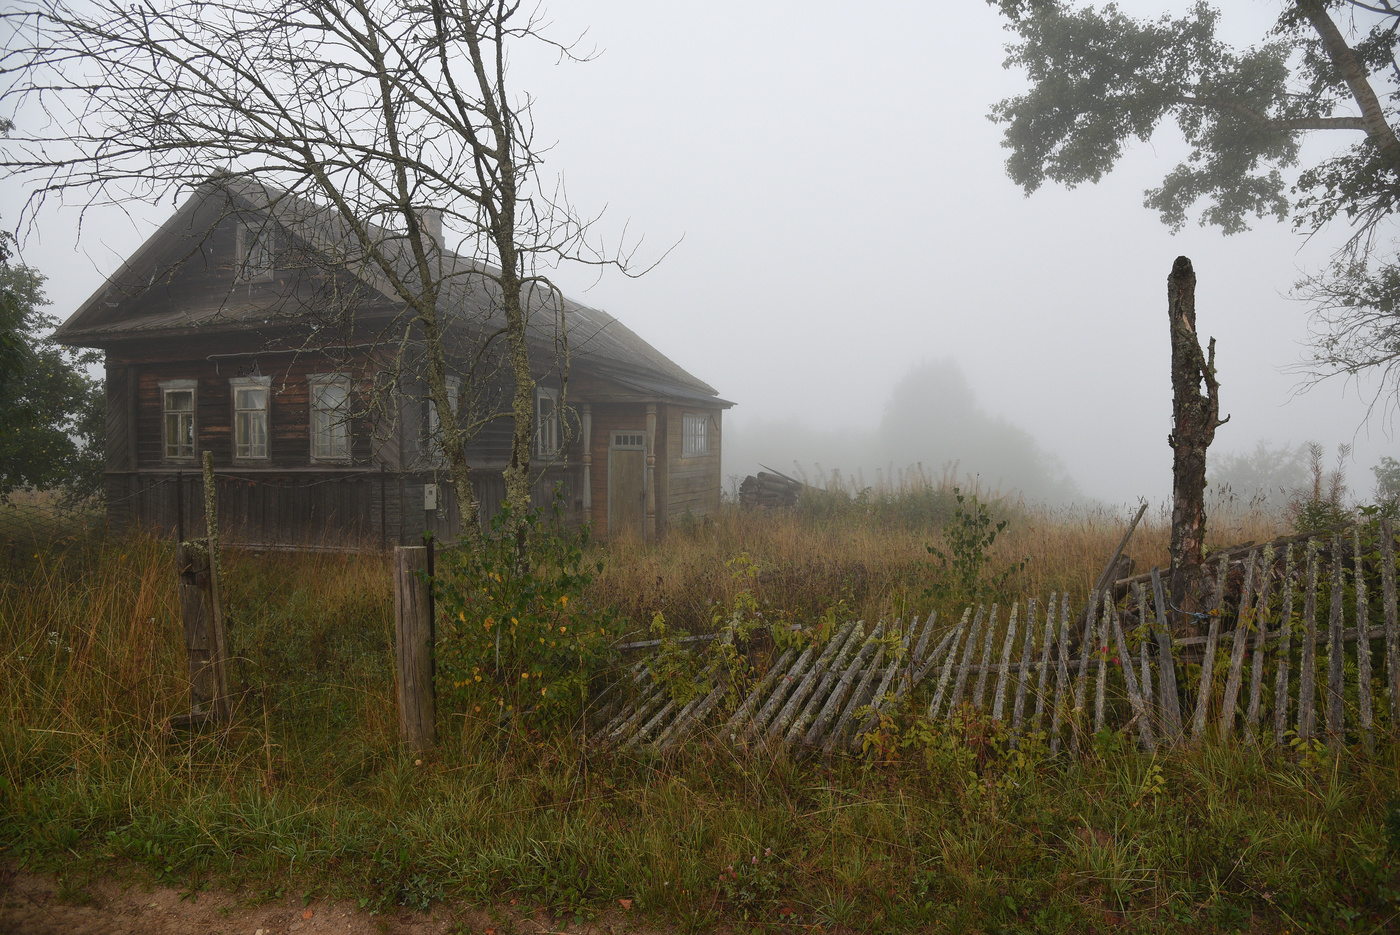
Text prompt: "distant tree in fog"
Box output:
[[1207, 440, 1311, 514]]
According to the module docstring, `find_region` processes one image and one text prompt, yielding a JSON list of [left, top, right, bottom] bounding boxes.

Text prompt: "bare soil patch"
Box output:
[[0, 869, 645, 935]]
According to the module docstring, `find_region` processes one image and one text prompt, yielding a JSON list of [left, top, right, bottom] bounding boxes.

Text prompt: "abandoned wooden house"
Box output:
[[54, 178, 731, 547]]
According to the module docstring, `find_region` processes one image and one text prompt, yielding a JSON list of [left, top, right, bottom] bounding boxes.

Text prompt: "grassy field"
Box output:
[[2, 495, 1397, 933]]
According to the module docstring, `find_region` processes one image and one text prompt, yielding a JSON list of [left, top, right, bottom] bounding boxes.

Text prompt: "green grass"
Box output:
[[3, 525, 1399, 932]]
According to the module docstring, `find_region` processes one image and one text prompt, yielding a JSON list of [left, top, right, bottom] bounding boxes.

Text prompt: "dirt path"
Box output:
[[0, 869, 642, 935]]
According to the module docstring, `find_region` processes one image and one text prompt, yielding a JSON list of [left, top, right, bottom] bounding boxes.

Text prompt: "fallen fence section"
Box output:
[[592, 520, 1399, 755]]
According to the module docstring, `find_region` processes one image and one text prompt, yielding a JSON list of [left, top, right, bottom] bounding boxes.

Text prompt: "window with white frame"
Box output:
[[236, 221, 276, 282], [231, 375, 270, 460], [535, 386, 560, 458], [424, 375, 459, 464], [161, 380, 197, 461], [682, 412, 710, 457], [309, 373, 351, 461]]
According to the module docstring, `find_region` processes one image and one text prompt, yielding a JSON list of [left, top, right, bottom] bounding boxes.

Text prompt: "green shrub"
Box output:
[[434, 502, 621, 732]]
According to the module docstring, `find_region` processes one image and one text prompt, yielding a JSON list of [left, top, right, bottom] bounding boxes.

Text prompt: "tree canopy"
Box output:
[[0, 239, 102, 503], [988, 0, 1400, 413]]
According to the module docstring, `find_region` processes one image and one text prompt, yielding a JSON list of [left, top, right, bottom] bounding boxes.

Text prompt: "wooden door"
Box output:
[[608, 431, 646, 537]]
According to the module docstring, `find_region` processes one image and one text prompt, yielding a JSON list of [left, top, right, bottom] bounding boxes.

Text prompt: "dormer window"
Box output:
[[236, 221, 277, 282]]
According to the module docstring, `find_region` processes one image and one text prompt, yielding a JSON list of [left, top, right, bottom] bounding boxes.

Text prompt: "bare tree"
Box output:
[[0, 0, 624, 540], [1167, 256, 1228, 614]]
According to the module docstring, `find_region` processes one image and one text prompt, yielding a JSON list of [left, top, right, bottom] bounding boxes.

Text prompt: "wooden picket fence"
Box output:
[[591, 518, 1399, 755]]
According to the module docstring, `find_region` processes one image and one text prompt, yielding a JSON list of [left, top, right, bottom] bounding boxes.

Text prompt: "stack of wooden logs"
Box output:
[[739, 471, 804, 510]]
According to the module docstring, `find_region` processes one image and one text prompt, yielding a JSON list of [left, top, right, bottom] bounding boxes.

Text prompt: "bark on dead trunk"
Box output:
[[1166, 256, 1228, 616]]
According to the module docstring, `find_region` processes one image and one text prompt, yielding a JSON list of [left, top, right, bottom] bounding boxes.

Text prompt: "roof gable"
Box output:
[[56, 178, 724, 403]]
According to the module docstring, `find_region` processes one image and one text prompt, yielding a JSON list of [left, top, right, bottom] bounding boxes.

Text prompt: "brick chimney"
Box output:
[[417, 207, 442, 251]]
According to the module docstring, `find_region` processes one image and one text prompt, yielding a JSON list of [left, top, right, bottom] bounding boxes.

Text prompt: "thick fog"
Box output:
[[3, 0, 1395, 508]]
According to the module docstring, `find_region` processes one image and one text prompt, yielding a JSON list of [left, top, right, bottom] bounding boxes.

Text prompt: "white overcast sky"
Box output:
[[3, 0, 1396, 507]]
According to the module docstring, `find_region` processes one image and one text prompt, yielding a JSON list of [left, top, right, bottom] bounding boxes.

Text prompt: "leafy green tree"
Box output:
[[0, 245, 103, 503], [987, 0, 1400, 404]]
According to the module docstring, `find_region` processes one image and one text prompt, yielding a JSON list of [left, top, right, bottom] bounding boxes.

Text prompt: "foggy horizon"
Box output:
[[3, 0, 1395, 509]]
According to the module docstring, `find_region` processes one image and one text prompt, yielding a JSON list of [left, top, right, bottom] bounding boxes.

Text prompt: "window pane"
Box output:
[[163, 389, 194, 458], [311, 382, 349, 459], [235, 387, 265, 411], [683, 413, 708, 456], [234, 383, 268, 458]]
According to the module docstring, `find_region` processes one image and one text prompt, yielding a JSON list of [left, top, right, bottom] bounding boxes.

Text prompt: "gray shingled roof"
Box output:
[[56, 176, 727, 404]]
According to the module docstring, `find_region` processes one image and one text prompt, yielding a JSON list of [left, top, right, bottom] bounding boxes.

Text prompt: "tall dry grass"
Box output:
[[4, 506, 1396, 932], [594, 492, 1288, 637]]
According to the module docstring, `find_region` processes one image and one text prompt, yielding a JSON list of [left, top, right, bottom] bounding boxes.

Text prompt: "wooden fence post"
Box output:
[[394, 545, 436, 751], [175, 541, 222, 721], [185, 451, 232, 723]]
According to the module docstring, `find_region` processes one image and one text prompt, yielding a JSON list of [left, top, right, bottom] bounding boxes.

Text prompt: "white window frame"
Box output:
[[535, 386, 560, 458], [308, 373, 352, 462], [231, 375, 271, 461], [682, 411, 710, 457], [236, 221, 276, 283], [160, 379, 197, 462], [424, 375, 460, 466]]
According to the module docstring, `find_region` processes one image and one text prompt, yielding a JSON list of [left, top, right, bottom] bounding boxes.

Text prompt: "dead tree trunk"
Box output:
[[1166, 256, 1228, 616]]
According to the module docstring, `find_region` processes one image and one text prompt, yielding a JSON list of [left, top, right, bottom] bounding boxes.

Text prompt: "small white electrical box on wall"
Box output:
[[423, 483, 438, 512]]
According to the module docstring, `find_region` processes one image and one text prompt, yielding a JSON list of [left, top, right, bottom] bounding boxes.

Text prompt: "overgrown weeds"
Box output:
[[11, 504, 1397, 932]]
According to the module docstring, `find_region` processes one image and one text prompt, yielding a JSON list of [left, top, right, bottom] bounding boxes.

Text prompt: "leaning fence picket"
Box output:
[[992, 603, 1020, 721], [772, 621, 859, 743], [1299, 538, 1320, 740], [1354, 525, 1374, 753], [947, 606, 985, 715], [830, 623, 908, 756], [1011, 598, 1038, 733], [1093, 596, 1111, 733], [972, 604, 999, 710], [724, 647, 797, 741], [1383, 518, 1399, 725], [1069, 589, 1101, 752], [1109, 598, 1155, 751], [1136, 583, 1153, 713], [1245, 545, 1276, 741], [1030, 594, 1057, 737], [1219, 549, 1259, 738], [1150, 567, 1184, 740], [929, 608, 971, 720], [748, 639, 821, 740], [1326, 533, 1346, 738], [1190, 556, 1228, 740], [802, 622, 882, 747], [1049, 595, 1072, 754], [1273, 544, 1298, 745]]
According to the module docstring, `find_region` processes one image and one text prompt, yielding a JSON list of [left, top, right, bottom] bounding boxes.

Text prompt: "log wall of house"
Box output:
[[664, 404, 723, 524], [122, 355, 379, 470]]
